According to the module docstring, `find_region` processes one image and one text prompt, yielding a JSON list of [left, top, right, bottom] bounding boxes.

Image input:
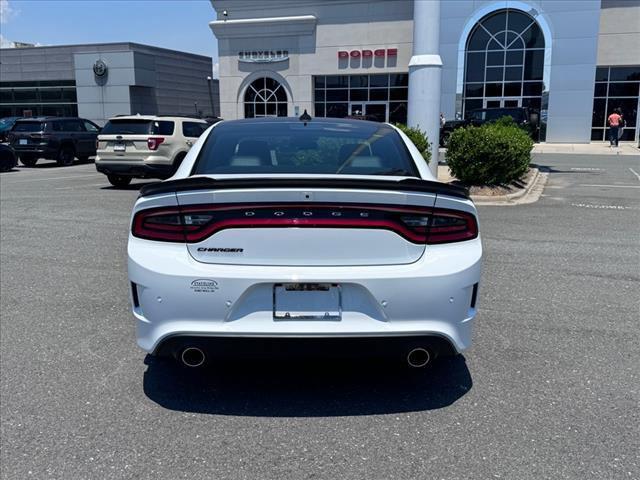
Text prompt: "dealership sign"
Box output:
[[238, 50, 289, 63], [338, 48, 398, 59]]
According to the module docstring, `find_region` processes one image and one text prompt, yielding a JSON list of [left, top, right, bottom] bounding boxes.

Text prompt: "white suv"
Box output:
[[128, 117, 482, 369], [95, 115, 210, 187]]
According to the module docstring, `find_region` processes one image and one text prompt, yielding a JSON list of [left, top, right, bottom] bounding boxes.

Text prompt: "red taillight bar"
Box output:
[[131, 204, 478, 244]]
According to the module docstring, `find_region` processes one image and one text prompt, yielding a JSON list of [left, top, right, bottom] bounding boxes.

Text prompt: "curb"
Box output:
[[470, 167, 547, 205]]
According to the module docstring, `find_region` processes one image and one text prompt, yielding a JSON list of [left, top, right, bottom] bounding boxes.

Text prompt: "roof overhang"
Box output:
[[210, 15, 317, 39]]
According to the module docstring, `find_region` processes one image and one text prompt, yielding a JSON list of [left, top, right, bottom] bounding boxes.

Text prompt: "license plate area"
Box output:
[[273, 283, 342, 321], [113, 143, 126, 152], [19, 139, 27, 145]]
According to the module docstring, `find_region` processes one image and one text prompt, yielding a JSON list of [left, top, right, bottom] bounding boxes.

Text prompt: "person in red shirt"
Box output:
[[607, 108, 623, 146]]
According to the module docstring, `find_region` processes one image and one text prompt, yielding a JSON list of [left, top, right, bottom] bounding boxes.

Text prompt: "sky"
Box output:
[[0, 0, 219, 75]]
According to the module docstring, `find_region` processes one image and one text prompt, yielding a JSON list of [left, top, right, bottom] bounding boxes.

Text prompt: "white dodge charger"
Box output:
[[128, 117, 482, 368]]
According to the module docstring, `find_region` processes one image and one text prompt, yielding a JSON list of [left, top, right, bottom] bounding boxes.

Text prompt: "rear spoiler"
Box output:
[[139, 177, 470, 200]]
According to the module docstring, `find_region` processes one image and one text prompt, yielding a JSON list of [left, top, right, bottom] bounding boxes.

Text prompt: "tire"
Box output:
[[107, 174, 132, 188], [57, 145, 75, 167], [20, 155, 38, 167], [171, 152, 187, 175]]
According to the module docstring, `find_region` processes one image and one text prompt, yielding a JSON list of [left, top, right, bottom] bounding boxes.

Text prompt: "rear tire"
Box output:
[[57, 145, 75, 167], [20, 155, 38, 167], [107, 175, 132, 188], [171, 152, 187, 175], [107, 174, 132, 188]]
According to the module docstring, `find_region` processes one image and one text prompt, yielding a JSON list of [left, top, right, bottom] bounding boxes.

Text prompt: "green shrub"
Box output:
[[445, 121, 533, 185], [395, 124, 431, 164]]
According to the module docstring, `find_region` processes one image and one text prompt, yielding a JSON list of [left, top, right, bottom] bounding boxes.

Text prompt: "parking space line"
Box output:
[[55, 183, 107, 190], [629, 168, 640, 182], [578, 184, 640, 189]]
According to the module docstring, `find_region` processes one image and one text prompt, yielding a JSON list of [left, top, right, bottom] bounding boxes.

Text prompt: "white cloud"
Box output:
[[0, 0, 16, 24], [0, 34, 15, 48]]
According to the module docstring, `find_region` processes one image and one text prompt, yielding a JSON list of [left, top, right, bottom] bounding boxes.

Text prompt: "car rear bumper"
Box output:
[[11, 145, 53, 157], [129, 236, 482, 355], [95, 159, 173, 178]]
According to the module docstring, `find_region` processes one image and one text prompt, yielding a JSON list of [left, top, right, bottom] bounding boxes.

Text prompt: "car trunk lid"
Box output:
[[136, 175, 469, 267]]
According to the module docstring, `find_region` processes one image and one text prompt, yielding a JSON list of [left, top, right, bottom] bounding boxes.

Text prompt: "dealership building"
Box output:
[[0, 42, 220, 125], [210, 0, 640, 144]]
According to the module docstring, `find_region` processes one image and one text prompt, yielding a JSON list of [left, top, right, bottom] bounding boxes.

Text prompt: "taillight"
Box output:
[[424, 209, 478, 244], [131, 204, 478, 244], [147, 137, 165, 151]]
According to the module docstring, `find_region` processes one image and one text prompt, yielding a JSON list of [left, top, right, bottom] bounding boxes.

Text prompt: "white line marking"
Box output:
[[54, 183, 108, 190], [579, 184, 640, 189], [571, 203, 631, 210], [571, 167, 604, 171], [1, 174, 102, 184], [629, 168, 640, 182]]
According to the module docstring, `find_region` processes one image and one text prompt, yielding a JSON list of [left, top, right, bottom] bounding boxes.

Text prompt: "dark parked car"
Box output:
[[9, 117, 101, 167], [0, 144, 18, 172], [0, 117, 22, 143], [440, 107, 539, 146]]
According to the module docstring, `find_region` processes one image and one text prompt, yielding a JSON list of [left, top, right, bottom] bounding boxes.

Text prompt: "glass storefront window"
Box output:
[[0, 81, 78, 118], [243, 76, 288, 118], [590, 66, 640, 141], [463, 8, 545, 130], [313, 74, 408, 124]]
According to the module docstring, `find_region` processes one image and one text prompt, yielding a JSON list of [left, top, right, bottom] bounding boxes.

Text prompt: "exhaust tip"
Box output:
[[180, 347, 206, 368], [407, 347, 431, 368]]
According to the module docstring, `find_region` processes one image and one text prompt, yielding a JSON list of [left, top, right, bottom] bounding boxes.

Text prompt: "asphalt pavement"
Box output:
[[1, 153, 639, 479]]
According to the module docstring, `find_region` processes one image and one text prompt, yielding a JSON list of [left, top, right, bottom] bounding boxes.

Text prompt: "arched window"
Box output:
[[464, 9, 544, 115], [244, 76, 288, 118]]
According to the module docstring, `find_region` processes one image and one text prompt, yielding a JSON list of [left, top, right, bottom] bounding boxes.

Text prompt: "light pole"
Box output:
[[206, 76, 216, 117], [407, 0, 442, 177]]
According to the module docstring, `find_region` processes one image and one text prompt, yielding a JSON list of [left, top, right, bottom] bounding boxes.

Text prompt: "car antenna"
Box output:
[[299, 109, 312, 126]]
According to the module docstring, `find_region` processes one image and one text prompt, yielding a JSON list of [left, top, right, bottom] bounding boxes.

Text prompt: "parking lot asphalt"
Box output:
[[1, 154, 639, 480]]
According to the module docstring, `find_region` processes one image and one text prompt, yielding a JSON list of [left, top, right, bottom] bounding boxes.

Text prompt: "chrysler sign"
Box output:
[[238, 50, 289, 63]]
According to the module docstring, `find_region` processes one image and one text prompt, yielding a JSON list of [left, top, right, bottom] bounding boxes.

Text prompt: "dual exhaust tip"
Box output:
[[406, 347, 431, 368], [179, 345, 432, 369], [180, 346, 206, 368]]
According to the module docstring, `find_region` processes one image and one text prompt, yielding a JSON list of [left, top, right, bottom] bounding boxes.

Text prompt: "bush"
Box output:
[[445, 120, 533, 185], [395, 124, 431, 164]]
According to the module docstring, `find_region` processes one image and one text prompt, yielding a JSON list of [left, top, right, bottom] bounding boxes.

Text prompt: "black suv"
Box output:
[[440, 107, 539, 146], [9, 117, 101, 167]]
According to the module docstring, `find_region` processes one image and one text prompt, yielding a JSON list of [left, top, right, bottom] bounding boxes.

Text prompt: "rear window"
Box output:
[[12, 121, 44, 132], [182, 121, 208, 138], [101, 119, 175, 135], [192, 120, 418, 177]]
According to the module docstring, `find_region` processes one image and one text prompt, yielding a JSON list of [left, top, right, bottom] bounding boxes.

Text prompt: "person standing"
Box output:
[[440, 112, 446, 128], [607, 108, 623, 147]]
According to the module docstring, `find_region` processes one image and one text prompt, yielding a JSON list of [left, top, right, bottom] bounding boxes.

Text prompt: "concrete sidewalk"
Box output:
[[532, 142, 639, 155], [438, 142, 639, 159]]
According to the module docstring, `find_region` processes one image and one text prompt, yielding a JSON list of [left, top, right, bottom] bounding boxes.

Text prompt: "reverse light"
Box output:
[[147, 137, 165, 151], [131, 204, 478, 244]]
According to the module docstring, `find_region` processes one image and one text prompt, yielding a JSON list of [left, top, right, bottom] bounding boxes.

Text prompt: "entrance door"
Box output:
[[349, 102, 388, 122], [484, 98, 522, 108]]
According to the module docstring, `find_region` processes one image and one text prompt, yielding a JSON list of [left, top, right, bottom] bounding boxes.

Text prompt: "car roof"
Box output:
[[217, 116, 390, 129], [108, 115, 207, 122], [15, 117, 86, 122]]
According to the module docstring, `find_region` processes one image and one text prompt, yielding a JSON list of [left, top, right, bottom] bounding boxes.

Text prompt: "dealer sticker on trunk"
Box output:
[[190, 279, 219, 293]]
